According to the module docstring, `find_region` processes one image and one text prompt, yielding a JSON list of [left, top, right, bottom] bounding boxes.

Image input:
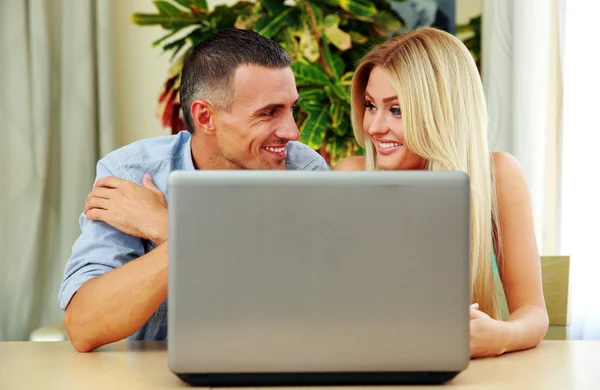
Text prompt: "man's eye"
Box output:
[[364, 102, 376, 111], [390, 107, 401, 115], [291, 105, 298, 113], [264, 110, 275, 117]]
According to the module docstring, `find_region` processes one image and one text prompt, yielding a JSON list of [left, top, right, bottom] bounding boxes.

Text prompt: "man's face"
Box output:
[[212, 65, 300, 170]]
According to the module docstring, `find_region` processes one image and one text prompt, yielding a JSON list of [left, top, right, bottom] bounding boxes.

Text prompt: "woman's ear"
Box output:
[[190, 100, 216, 135]]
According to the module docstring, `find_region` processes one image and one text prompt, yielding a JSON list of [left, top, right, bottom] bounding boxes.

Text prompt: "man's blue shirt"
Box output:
[[58, 131, 329, 340]]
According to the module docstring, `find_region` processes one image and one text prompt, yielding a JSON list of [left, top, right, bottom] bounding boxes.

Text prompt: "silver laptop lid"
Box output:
[[167, 170, 470, 375]]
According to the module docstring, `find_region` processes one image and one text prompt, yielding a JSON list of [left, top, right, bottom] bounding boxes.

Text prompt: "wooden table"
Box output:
[[1, 341, 599, 389]]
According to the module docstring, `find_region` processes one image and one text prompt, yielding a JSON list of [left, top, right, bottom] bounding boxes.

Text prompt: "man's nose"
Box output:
[[276, 116, 300, 141]]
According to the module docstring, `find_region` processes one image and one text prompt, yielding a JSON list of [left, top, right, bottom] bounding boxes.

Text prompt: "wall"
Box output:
[[113, 0, 482, 148], [456, 0, 482, 25], [111, 0, 171, 148]]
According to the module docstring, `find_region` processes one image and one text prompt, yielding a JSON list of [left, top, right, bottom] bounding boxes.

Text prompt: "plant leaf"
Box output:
[[298, 87, 328, 103], [171, 0, 209, 10], [130, 13, 202, 29], [152, 30, 180, 47], [323, 14, 352, 51], [354, 140, 366, 156], [279, 26, 299, 58], [169, 41, 190, 61], [298, 98, 322, 113], [193, 0, 209, 10], [300, 106, 331, 149], [337, 111, 352, 137], [340, 71, 354, 86], [332, 55, 345, 78], [235, 11, 264, 29], [298, 85, 328, 112], [255, 7, 296, 38], [166, 52, 186, 78], [339, 0, 377, 21], [463, 37, 475, 50], [373, 10, 403, 34], [329, 99, 345, 132], [210, 4, 248, 29], [456, 24, 474, 35], [130, 13, 174, 25], [261, 0, 287, 15], [186, 27, 217, 46], [171, 0, 192, 8], [326, 82, 351, 104], [162, 35, 188, 52], [304, 1, 324, 32], [321, 35, 345, 79], [154, 1, 185, 17], [320, 0, 341, 6], [292, 61, 331, 86], [299, 23, 320, 62], [326, 135, 345, 163], [349, 31, 368, 44]]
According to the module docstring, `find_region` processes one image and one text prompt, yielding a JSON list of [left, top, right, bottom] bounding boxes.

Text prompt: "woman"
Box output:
[[336, 27, 549, 358]]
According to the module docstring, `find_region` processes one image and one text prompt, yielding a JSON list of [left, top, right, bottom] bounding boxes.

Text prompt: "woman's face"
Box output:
[[362, 66, 425, 170]]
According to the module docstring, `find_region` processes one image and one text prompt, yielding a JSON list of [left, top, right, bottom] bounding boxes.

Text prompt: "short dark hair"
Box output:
[[180, 28, 292, 133]]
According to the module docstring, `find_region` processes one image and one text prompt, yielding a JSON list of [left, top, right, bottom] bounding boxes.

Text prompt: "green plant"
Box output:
[[456, 14, 481, 72], [132, 0, 409, 165]]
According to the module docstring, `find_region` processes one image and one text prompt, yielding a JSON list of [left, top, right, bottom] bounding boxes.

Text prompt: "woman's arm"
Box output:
[[485, 152, 549, 355]]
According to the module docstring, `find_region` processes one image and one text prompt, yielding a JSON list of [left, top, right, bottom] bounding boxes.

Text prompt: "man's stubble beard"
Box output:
[[253, 157, 286, 170], [211, 150, 286, 170]]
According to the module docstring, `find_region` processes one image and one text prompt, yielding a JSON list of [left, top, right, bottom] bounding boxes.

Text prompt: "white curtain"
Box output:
[[481, 0, 554, 254], [0, 0, 115, 341], [559, 0, 600, 340], [483, 0, 600, 339]]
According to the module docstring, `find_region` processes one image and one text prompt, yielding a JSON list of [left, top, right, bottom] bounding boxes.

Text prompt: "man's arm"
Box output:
[[64, 242, 168, 352], [59, 158, 168, 352]]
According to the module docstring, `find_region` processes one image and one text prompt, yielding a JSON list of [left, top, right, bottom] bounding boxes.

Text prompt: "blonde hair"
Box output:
[[351, 27, 503, 319]]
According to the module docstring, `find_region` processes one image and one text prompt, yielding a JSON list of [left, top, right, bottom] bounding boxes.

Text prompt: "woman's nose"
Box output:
[[366, 115, 389, 137]]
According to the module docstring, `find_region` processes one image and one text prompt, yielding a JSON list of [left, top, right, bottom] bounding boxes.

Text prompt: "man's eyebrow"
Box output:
[[252, 98, 300, 116]]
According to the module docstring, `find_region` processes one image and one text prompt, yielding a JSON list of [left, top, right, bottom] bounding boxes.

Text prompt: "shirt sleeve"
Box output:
[[315, 156, 331, 171], [58, 156, 146, 311], [305, 155, 331, 171]]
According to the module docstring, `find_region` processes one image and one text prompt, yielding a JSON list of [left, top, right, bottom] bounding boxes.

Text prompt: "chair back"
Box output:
[[495, 256, 570, 340]]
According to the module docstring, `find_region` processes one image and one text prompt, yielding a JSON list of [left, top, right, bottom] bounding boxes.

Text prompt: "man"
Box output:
[[58, 28, 329, 352]]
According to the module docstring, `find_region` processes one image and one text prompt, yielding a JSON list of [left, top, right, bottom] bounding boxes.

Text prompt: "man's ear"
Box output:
[[190, 100, 216, 135]]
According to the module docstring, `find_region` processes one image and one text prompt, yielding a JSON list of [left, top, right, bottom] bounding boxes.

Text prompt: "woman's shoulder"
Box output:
[[491, 152, 525, 182], [333, 156, 366, 170], [491, 151, 530, 203]]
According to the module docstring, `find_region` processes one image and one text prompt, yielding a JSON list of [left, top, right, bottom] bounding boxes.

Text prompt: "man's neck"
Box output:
[[190, 134, 237, 170]]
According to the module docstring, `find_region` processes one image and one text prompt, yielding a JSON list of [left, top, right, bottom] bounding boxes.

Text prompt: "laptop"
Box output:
[[167, 170, 471, 386]]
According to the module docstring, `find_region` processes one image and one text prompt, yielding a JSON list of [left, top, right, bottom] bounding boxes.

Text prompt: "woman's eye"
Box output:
[[364, 102, 377, 111], [390, 107, 401, 116]]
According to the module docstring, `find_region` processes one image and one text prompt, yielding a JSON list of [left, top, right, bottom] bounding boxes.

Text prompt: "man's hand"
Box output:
[[84, 174, 168, 245]]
